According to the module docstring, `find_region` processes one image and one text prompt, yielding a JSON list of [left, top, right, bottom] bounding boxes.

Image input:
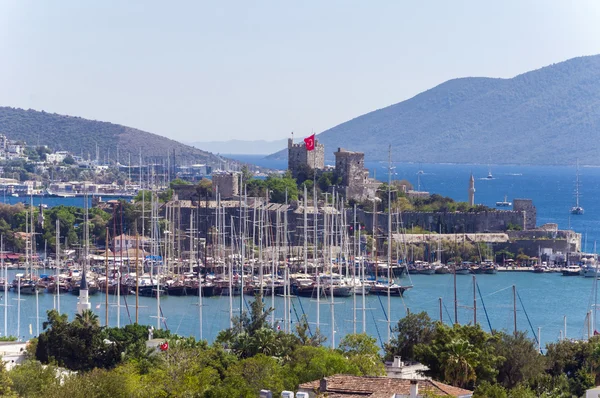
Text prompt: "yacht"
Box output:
[[570, 160, 584, 215], [562, 264, 581, 276], [496, 195, 512, 207]]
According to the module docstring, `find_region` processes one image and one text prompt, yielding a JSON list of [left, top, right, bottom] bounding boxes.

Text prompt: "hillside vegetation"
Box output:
[[270, 55, 600, 165], [0, 107, 223, 165]]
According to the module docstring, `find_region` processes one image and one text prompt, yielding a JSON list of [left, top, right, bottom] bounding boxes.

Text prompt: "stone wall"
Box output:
[[287, 138, 325, 178], [334, 147, 380, 201], [513, 199, 536, 230], [358, 210, 527, 235], [211, 172, 240, 199]]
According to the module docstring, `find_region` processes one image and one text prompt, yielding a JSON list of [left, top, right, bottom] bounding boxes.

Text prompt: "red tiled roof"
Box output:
[[299, 375, 472, 397]]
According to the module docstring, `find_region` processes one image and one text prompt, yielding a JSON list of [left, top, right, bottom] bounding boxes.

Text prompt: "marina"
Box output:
[[2, 269, 600, 352], [1, 161, 599, 351]]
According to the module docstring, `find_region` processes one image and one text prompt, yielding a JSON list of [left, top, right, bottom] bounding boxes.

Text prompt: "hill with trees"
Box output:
[[0, 107, 225, 166], [270, 55, 600, 165]]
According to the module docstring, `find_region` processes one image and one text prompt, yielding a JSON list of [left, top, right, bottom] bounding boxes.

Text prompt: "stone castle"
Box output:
[[288, 137, 325, 178], [333, 148, 380, 201], [288, 137, 379, 201]]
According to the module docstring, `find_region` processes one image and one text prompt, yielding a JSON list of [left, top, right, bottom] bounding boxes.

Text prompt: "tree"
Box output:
[[240, 165, 254, 183], [9, 360, 59, 398], [443, 338, 478, 388], [215, 294, 297, 359], [295, 314, 326, 347], [169, 178, 190, 188], [62, 155, 75, 165], [0, 356, 16, 397], [385, 311, 434, 361], [265, 174, 298, 203], [74, 309, 100, 328], [221, 354, 288, 397], [285, 345, 361, 386], [36, 310, 121, 371], [414, 323, 503, 389], [492, 331, 545, 389], [337, 333, 385, 376], [473, 381, 507, 398]]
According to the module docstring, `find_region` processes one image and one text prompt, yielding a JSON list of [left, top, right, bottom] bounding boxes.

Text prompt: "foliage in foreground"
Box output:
[[5, 296, 384, 398], [385, 310, 599, 396]]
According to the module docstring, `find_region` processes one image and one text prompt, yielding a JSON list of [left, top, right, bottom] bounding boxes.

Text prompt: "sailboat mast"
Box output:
[[314, 178, 320, 331], [2, 235, 6, 337], [353, 203, 357, 335], [229, 215, 234, 328], [387, 146, 392, 344], [56, 219, 61, 314], [284, 189, 289, 333], [304, 185, 308, 275], [359, 212, 366, 333]]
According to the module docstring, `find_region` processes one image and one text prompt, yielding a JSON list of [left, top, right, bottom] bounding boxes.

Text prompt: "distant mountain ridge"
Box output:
[[269, 55, 600, 165], [189, 139, 287, 155], [0, 107, 224, 165]]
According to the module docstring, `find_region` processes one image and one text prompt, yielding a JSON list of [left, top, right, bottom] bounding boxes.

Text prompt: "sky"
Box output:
[[1, 1, 600, 144]]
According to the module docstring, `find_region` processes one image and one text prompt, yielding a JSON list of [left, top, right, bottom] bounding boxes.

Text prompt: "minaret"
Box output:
[[468, 173, 475, 206], [77, 264, 91, 314]]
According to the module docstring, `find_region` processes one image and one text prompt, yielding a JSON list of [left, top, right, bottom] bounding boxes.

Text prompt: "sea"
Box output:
[[4, 157, 600, 351]]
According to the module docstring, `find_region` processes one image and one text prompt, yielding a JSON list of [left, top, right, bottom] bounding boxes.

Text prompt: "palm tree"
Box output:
[[74, 309, 100, 328], [443, 338, 478, 388]]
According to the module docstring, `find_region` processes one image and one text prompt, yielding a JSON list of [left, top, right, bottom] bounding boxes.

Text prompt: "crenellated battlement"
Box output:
[[288, 137, 325, 178]]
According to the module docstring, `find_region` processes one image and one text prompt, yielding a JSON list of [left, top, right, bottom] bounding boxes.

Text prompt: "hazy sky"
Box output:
[[1, 1, 600, 143]]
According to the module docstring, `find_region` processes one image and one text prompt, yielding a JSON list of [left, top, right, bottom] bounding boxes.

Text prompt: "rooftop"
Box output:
[[299, 375, 473, 397]]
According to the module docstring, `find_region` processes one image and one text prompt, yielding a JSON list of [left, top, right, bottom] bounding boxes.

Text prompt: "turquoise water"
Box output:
[[4, 270, 598, 351]]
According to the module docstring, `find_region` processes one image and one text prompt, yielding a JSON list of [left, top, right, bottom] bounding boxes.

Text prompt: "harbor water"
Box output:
[[3, 270, 599, 351]]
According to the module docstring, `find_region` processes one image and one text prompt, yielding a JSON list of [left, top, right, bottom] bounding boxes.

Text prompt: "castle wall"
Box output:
[[211, 172, 240, 199], [513, 199, 536, 230], [288, 138, 325, 178]]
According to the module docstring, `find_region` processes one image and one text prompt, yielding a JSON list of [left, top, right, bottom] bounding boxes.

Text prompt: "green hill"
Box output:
[[0, 107, 223, 165], [270, 55, 600, 165]]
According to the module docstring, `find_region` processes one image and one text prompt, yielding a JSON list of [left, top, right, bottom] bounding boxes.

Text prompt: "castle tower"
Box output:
[[468, 173, 475, 206], [287, 136, 325, 178], [77, 264, 91, 314]]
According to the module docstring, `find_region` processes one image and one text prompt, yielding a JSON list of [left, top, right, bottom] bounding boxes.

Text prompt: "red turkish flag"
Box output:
[[304, 134, 315, 151], [160, 341, 169, 351]]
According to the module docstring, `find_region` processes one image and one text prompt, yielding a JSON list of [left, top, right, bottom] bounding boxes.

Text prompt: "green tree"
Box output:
[[473, 381, 507, 398], [414, 323, 503, 389], [0, 356, 16, 397], [9, 360, 59, 398], [285, 345, 361, 385], [385, 311, 434, 361], [36, 310, 121, 371], [265, 174, 298, 203], [443, 338, 478, 388], [216, 294, 297, 359], [492, 331, 545, 389], [221, 354, 288, 397], [62, 155, 75, 165], [337, 333, 385, 376], [169, 178, 190, 188]]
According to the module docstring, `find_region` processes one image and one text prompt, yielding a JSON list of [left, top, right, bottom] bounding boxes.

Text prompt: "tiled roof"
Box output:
[[299, 375, 472, 397]]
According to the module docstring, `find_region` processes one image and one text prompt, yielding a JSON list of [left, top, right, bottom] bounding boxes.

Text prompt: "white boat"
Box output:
[[486, 166, 493, 179], [562, 264, 581, 276], [570, 159, 584, 215], [496, 195, 512, 207]]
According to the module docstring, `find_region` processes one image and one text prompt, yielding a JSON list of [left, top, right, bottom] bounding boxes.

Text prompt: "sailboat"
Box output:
[[570, 160, 584, 215]]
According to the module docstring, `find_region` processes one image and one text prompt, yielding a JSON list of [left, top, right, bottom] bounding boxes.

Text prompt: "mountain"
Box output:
[[188, 139, 287, 155], [0, 107, 225, 165], [269, 55, 600, 165]]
